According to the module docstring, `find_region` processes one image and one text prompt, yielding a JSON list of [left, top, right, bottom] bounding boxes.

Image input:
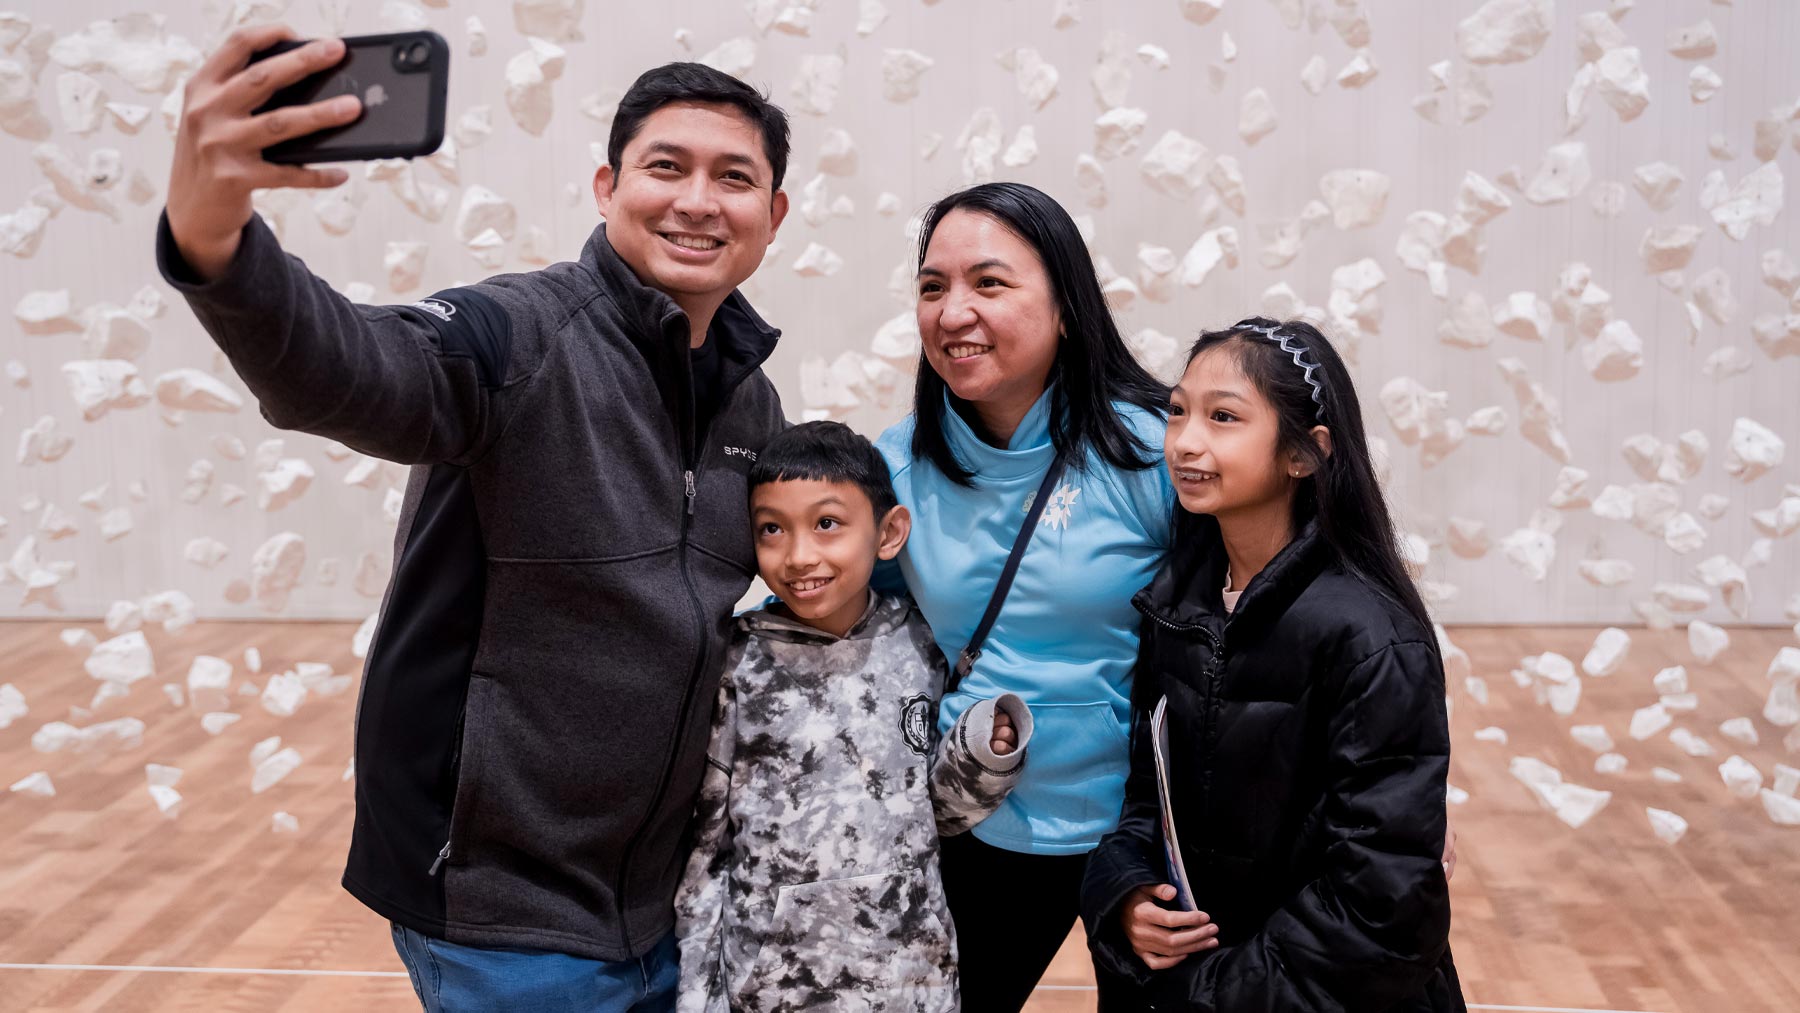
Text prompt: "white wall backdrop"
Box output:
[[2, 0, 1797, 628]]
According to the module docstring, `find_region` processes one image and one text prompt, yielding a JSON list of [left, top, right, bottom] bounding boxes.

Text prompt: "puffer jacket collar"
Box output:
[[1133, 513, 1332, 639]]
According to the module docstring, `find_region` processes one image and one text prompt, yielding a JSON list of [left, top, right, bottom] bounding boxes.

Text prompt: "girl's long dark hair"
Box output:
[[1185, 316, 1434, 633], [909, 182, 1168, 484]]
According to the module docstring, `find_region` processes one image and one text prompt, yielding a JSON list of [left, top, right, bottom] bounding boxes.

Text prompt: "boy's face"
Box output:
[[751, 479, 910, 639]]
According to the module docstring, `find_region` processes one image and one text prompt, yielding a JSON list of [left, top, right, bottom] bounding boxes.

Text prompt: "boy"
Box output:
[[675, 422, 1034, 1012]]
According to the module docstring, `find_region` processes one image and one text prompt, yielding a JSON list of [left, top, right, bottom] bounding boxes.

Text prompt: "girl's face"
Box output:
[[1165, 345, 1311, 520], [915, 210, 1062, 414]]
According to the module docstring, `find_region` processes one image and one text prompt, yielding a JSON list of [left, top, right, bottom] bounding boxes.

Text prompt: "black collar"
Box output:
[[578, 223, 782, 381], [1134, 514, 1331, 636]]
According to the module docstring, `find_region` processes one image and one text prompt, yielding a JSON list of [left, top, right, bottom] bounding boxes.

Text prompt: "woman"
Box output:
[[872, 182, 1172, 1009]]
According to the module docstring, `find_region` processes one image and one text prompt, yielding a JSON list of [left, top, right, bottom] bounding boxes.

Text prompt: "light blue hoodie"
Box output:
[[876, 387, 1174, 855]]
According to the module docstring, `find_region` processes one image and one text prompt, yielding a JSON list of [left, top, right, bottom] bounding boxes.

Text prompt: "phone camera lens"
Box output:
[[394, 40, 430, 71]]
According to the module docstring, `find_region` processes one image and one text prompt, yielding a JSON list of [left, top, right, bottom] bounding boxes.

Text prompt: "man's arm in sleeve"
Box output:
[[157, 210, 519, 466]]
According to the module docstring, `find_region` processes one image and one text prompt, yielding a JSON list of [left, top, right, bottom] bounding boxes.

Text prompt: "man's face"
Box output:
[[594, 102, 788, 312]]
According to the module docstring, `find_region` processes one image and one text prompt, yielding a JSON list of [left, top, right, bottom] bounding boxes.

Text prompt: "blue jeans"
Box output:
[[391, 922, 678, 1013]]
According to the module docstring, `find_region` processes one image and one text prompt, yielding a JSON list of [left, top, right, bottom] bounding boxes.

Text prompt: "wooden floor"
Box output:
[[1, 621, 1796, 1013]]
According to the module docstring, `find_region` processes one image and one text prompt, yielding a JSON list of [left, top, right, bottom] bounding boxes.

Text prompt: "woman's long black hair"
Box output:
[[1184, 316, 1435, 634], [909, 182, 1168, 484]]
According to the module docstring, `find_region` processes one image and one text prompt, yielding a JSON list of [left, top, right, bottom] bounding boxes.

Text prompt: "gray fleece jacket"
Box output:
[[156, 212, 786, 961]]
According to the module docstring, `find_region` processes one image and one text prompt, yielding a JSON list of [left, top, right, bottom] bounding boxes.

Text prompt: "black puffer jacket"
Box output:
[[1081, 516, 1463, 1012]]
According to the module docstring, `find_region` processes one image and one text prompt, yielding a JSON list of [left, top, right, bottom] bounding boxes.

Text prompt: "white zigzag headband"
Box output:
[[1243, 325, 1326, 423]]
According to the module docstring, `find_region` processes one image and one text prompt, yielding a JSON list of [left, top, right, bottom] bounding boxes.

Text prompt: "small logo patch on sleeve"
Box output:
[[413, 298, 456, 322], [403, 288, 512, 389]]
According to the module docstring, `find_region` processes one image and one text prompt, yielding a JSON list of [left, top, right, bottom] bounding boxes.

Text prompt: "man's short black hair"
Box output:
[[750, 422, 898, 520], [608, 62, 792, 193]]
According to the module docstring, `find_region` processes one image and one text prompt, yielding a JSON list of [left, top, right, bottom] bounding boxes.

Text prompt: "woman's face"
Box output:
[[915, 210, 1062, 413]]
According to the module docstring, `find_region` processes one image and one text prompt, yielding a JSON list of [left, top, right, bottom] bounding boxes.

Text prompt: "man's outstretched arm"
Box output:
[[161, 24, 515, 466]]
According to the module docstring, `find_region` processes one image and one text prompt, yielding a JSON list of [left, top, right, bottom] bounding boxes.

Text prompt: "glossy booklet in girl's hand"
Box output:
[[1151, 695, 1198, 912]]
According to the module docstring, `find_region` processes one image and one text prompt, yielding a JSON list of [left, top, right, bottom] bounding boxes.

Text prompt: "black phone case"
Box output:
[[252, 30, 449, 164]]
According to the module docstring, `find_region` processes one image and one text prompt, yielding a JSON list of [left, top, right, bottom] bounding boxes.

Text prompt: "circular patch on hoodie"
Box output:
[[900, 694, 933, 756]]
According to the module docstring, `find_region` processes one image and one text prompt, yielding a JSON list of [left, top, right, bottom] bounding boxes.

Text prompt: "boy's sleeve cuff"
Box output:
[[959, 693, 1034, 773]]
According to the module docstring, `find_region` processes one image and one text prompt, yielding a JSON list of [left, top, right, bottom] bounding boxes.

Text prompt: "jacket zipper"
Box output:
[[611, 335, 739, 955], [430, 693, 472, 875], [1140, 598, 1226, 892], [427, 840, 451, 876], [1196, 624, 1224, 889]]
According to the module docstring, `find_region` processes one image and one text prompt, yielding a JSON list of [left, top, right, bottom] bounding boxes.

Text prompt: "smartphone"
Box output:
[[251, 30, 448, 164]]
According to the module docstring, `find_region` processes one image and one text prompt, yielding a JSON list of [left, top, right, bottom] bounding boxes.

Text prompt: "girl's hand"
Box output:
[[1119, 884, 1219, 970], [990, 707, 1017, 756], [1443, 820, 1458, 880]]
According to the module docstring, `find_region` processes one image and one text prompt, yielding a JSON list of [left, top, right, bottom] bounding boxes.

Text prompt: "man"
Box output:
[[159, 25, 791, 1011]]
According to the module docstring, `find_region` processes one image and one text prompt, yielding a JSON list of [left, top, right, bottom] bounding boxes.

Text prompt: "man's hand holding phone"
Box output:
[[165, 25, 361, 281]]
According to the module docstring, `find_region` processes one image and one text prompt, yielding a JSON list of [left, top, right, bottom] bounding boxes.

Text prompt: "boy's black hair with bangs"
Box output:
[[749, 421, 898, 519]]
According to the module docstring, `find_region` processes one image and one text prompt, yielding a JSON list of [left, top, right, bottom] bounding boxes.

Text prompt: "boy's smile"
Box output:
[[751, 478, 909, 639]]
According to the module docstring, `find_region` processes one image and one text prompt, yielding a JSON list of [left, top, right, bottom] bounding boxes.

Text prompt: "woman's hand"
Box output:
[[1118, 884, 1219, 970], [990, 707, 1017, 756]]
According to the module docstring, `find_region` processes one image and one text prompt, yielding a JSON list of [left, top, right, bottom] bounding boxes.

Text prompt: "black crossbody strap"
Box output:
[[950, 449, 1071, 693]]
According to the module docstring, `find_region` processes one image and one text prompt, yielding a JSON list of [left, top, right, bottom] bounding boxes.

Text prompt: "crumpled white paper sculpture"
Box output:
[[1510, 755, 1611, 828]]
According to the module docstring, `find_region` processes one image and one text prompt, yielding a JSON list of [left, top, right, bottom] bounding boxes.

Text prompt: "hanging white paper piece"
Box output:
[[1509, 755, 1611, 828], [1457, 0, 1552, 65], [1317, 169, 1390, 229], [1630, 702, 1673, 740], [10, 770, 54, 797], [1570, 724, 1614, 752], [1178, 0, 1224, 24], [1720, 755, 1763, 799], [1500, 525, 1555, 582], [1724, 417, 1785, 481], [1684, 68, 1724, 111], [881, 49, 933, 102], [1581, 628, 1630, 676], [1687, 620, 1731, 664], [1593, 47, 1649, 121], [1524, 142, 1592, 205], [1694, 554, 1750, 617], [1497, 358, 1572, 462], [1710, 163, 1783, 241], [261, 671, 308, 717], [1645, 807, 1688, 844], [48, 16, 200, 93], [1140, 131, 1212, 198], [1667, 20, 1718, 59], [252, 745, 303, 794]]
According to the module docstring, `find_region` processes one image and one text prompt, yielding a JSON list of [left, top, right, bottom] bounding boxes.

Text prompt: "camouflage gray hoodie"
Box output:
[[674, 592, 1034, 1012]]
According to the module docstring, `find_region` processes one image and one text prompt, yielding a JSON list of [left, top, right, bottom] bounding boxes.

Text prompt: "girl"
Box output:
[[1080, 318, 1465, 1010]]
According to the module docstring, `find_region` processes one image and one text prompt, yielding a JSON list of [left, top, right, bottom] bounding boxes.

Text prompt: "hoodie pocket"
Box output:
[[980, 700, 1130, 845], [749, 870, 952, 994]]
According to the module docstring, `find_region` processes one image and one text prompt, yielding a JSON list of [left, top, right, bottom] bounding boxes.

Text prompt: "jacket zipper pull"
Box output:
[[684, 470, 697, 516], [428, 840, 451, 876]]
